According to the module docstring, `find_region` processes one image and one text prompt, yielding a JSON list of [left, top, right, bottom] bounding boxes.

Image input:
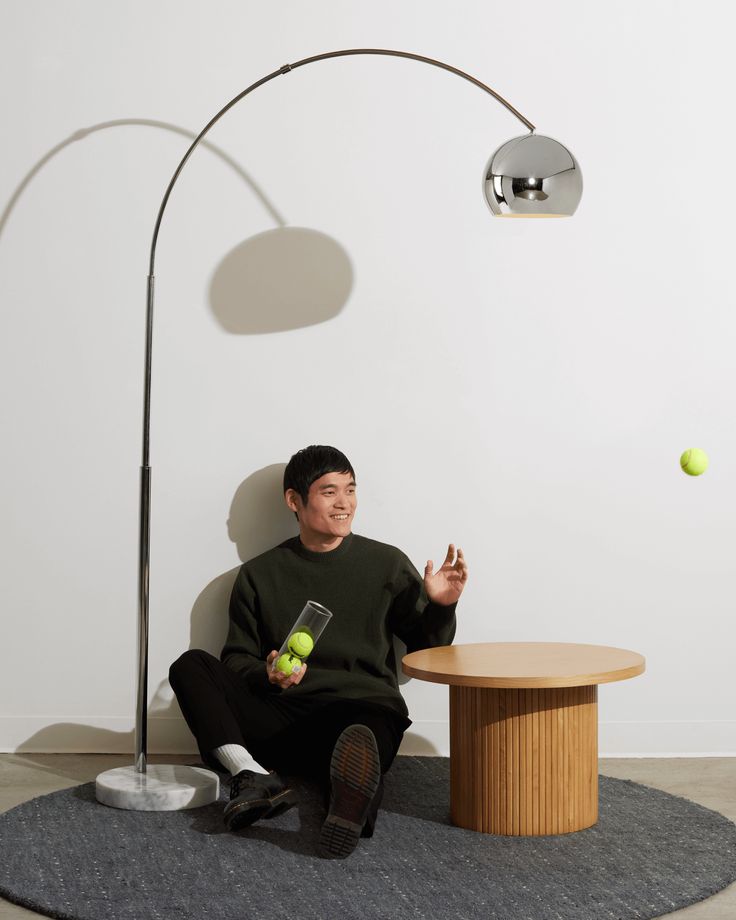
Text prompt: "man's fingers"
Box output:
[[287, 665, 305, 687], [281, 662, 306, 687], [267, 653, 306, 688]]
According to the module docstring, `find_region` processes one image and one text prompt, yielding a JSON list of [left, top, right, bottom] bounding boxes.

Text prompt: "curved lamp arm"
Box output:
[[135, 49, 537, 772], [148, 48, 535, 277]]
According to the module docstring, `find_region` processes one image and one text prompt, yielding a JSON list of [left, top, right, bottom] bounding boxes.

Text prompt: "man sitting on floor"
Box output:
[[169, 444, 468, 858]]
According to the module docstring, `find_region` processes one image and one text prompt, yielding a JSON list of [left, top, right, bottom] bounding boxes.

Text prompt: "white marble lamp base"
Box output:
[[95, 764, 220, 811]]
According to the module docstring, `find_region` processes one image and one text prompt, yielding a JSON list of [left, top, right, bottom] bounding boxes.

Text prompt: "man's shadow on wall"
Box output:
[[188, 462, 299, 657], [18, 464, 417, 772]]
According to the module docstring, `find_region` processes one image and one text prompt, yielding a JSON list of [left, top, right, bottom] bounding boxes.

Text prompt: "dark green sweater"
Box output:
[[221, 532, 457, 720]]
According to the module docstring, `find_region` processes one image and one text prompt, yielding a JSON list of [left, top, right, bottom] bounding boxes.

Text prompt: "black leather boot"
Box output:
[[321, 773, 384, 838], [223, 769, 298, 832], [318, 725, 381, 858]]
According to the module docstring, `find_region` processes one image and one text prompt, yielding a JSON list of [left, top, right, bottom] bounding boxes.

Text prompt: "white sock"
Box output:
[[213, 743, 270, 777]]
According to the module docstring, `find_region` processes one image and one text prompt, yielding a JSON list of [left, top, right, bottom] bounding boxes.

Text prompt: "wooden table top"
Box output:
[[402, 642, 645, 688]]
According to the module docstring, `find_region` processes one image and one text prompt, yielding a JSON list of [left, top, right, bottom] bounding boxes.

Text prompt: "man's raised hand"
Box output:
[[424, 544, 468, 606], [266, 649, 307, 689]]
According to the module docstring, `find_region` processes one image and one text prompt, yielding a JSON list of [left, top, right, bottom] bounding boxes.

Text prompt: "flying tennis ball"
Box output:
[[680, 448, 709, 476], [288, 630, 314, 658], [276, 653, 302, 676]]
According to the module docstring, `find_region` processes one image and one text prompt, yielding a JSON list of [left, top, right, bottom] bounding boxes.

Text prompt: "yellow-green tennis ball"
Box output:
[[288, 631, 314, 658], [680, 448, 709, 476], [276, 653, 301, 676]]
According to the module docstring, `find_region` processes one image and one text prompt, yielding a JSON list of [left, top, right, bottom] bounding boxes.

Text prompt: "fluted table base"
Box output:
[[449, 684, 598, 835]]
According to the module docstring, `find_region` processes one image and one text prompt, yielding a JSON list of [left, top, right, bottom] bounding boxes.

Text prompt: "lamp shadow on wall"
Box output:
[[210, 227, 352, 333], [12, 118, 355, 757], [1, 117, 355, 334], [0, 118, 290, 240]]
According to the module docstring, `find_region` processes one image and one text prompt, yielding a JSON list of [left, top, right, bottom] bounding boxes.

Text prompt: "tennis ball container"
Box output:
[[272, 600, 332, 676]]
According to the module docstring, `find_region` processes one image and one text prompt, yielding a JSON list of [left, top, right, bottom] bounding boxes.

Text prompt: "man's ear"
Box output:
[[285, 490, 300, 522]]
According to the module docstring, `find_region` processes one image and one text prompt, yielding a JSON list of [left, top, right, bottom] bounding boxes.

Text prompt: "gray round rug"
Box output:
[[1, 757, 735, 920]]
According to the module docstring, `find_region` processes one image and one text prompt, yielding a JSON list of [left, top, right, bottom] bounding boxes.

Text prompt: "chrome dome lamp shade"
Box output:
[[484, 134, 583, 218]]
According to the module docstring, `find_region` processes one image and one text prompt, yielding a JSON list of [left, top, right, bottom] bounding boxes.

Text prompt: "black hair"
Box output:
[[283, 445, 356, 521]]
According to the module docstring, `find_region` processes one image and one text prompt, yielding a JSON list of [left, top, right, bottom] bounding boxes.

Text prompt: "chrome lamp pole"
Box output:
[[95, 48, 582, 811]]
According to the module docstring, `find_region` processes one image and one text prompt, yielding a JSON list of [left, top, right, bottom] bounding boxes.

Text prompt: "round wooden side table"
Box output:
[[402, 642, 645, 836]]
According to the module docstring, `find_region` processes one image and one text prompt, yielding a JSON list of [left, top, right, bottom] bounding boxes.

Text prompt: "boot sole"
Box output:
[[224, 786, 298, 832], [318, 725, 380, 859]]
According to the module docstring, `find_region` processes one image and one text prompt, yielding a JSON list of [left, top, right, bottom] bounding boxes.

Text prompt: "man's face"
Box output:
[[285, 471, 357, 541]]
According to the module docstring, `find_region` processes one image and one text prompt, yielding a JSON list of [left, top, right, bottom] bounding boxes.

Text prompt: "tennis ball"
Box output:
[[288, 630, 314, 658], [276, 653, 302, 676], [680, 448, 709, 476]]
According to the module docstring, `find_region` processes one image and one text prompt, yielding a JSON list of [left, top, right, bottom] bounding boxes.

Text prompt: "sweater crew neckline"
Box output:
[[291, 531, 355, 562]]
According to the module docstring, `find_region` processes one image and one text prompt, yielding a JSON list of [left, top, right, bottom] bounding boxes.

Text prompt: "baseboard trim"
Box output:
[[2, 716, 735, 758]]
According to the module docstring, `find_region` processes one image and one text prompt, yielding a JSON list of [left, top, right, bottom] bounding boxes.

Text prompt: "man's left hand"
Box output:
[[424, 544, 468, 605]]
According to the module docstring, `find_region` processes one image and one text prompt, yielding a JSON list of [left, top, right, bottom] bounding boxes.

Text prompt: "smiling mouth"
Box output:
[[330, 514, 350, 520]]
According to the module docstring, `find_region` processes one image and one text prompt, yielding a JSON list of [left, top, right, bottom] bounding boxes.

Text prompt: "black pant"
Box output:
[[168, 649, 409, 788]]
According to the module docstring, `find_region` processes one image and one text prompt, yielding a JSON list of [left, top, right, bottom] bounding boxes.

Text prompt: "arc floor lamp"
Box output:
[[95, 48, 583, 811]]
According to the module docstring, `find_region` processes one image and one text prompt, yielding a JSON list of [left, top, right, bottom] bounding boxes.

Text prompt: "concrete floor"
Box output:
[[0, 754, 734, 919]]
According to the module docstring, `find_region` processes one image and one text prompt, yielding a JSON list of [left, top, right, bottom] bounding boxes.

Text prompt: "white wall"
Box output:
[[2, 0, 734, 758]]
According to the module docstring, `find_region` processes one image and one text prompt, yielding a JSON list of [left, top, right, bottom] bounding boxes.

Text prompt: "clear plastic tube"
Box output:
[[271, 600, 332, 675]]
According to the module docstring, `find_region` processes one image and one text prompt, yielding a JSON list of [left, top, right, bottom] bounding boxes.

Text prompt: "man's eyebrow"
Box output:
[[318, 480, 357, 490]]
